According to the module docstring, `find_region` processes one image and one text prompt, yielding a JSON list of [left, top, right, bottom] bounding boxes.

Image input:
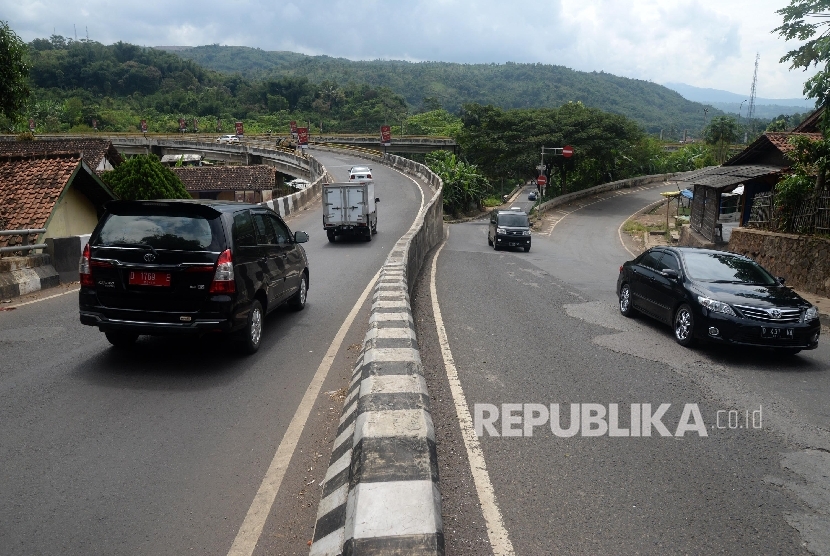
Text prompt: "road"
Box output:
[[0, 148, 427, 555], [413, 182, 830, 555]]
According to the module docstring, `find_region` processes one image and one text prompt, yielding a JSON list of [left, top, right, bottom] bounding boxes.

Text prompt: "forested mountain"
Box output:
[[11, 36, 408, 134], [163, 44, 717, 134]]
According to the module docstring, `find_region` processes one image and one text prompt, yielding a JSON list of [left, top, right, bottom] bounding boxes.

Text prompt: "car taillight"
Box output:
[[619, 265, 623, 273], [80, 244, 93, 286], [209, 249, 235, 293], [366, 174, 372, 179]]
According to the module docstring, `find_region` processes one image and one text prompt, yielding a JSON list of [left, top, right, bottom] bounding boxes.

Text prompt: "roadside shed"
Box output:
[[674, 130, 821, 242]]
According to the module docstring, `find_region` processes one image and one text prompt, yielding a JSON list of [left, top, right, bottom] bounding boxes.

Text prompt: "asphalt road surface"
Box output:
[[0, 148, 427, 556], [413, 182, 830, 555]]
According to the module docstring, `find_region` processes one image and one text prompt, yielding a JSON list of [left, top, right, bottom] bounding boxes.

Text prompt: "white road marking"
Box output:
[[429, 229, 515, 556], [227, 267, 381, 556], [5, 287, 80, 308], [229, 154, 428, 555]]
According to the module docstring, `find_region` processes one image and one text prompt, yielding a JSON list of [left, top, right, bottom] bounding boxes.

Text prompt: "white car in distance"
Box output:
[[349, 166, 372, 181]]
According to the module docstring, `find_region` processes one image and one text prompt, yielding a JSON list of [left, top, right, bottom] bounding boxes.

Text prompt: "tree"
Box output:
[[0, 21, 30, 121], [425, 150, 489, 215], [100, 155, 191, 200], [775, 2, 830, 194], [775, 1, 830, 103], [703, 116, 739, 163]]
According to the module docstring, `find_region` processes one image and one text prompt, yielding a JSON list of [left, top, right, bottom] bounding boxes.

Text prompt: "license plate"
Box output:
[[509, 242, 518, 246], [129, 271, 171, 287], [760, 327, 793, 339]]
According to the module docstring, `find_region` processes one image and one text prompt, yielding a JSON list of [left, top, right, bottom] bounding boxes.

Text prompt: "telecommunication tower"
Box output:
[[747, 53, 759, 134]]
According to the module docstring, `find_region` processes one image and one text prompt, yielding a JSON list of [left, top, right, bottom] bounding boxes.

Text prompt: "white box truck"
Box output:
[[322, 181, 379, 242]]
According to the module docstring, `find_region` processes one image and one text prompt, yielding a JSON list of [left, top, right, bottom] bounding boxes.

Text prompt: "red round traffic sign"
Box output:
[[536, 175, 547, 186], [562, 145, 574, 158]]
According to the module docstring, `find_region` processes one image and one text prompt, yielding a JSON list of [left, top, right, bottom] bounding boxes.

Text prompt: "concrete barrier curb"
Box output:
[[310, 148, 445, 556], [537, 171, 694, 214], [0, 254, 60, 300], [261, 154, 331, 217]]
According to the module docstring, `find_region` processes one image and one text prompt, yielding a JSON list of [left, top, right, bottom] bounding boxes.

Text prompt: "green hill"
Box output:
[[163, 44, 718, 134]]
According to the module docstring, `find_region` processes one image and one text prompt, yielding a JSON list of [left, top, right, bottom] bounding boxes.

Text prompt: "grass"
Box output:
[[482, 196, 503, 207], [622, 220, 665, 234]]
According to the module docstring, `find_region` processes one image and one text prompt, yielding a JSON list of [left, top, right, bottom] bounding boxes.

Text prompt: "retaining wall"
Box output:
[[0, 254, 59, 300], [310, 147, 445, 555], [728, 228, 830, 297], [538, 172, 686, 213]]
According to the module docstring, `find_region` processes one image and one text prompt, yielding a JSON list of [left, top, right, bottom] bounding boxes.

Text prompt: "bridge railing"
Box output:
[[0, 229, 47, 255]]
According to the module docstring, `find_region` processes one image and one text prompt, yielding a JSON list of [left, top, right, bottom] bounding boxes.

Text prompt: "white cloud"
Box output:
[[0, 0, 817, 98]]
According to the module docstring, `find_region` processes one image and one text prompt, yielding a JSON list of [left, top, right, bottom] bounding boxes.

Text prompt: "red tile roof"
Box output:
[[172, 165, 278, 191], [765, 132, 823, 153], [0, 138, 122, 174], [0, 153, 81, 246]]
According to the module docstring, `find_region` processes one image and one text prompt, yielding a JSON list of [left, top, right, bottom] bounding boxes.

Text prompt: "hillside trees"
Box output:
[[20, 36, 414, 134], [0, 21, 30, 122], [457, 102, 651, 195]]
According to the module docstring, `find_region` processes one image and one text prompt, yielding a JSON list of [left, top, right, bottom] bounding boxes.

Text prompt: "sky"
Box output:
[[1, 0, 819, 100]]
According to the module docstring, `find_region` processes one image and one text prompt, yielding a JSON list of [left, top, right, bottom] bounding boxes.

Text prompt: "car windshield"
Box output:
[[498, 213, 529, 227], [682, 252, 777, 285], [96, 213, 222, 251]]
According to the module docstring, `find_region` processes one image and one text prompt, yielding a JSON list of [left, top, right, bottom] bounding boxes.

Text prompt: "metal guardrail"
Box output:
[[0, 229, 47, 255]]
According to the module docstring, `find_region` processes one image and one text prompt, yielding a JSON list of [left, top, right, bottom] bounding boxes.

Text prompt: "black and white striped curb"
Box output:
[[310, 264, 442, 555], [0, 254, 60, 301], [310, 152, 444, 556]]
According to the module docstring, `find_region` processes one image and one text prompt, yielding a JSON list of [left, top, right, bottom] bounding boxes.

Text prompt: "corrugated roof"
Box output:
[[171, 165, 277, 191], [674, 164, 783, 190]]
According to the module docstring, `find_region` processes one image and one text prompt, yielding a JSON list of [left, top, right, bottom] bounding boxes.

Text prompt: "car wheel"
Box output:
[[619, 283, 637, 317], [327, 230, 335, 242], [238, 300, 263, 354], [365, 230, 372, 242], [105, 331, 138, 348], [289, 272, 308, 311], [524, 245, 531, 253], [673, 304, 695, 347]]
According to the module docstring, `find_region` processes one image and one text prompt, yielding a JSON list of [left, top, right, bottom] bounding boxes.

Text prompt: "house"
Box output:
[[0, 138, 123, 174], [0, 152, 117, 249], [172, 165, 287, 203]]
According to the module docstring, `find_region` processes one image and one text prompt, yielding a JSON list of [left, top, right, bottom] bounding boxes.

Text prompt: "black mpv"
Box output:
[[488, 209, 531, 252], [79, 200, 310, 354], [617, 247, 821, 354]]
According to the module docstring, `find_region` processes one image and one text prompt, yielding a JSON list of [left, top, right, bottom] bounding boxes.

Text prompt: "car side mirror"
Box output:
[[663, 269, 680, 280], [776, 276, 786, 285], [375, 198, 380, 203], [294, 231, 309, 243]]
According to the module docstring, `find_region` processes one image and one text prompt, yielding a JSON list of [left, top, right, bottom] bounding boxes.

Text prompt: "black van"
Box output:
[[79, 200, 310, 354], [488, 209, 532, 252]]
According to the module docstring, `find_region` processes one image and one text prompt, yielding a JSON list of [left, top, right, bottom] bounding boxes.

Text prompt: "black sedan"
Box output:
[[617, 247, 821, 354]]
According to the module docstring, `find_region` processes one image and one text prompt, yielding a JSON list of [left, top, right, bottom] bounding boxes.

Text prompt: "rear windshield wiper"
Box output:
[[708, 279, 743, 284]]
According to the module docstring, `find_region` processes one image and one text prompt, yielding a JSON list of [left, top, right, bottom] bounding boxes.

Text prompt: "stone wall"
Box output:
[[728, 228, 830, 297]]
